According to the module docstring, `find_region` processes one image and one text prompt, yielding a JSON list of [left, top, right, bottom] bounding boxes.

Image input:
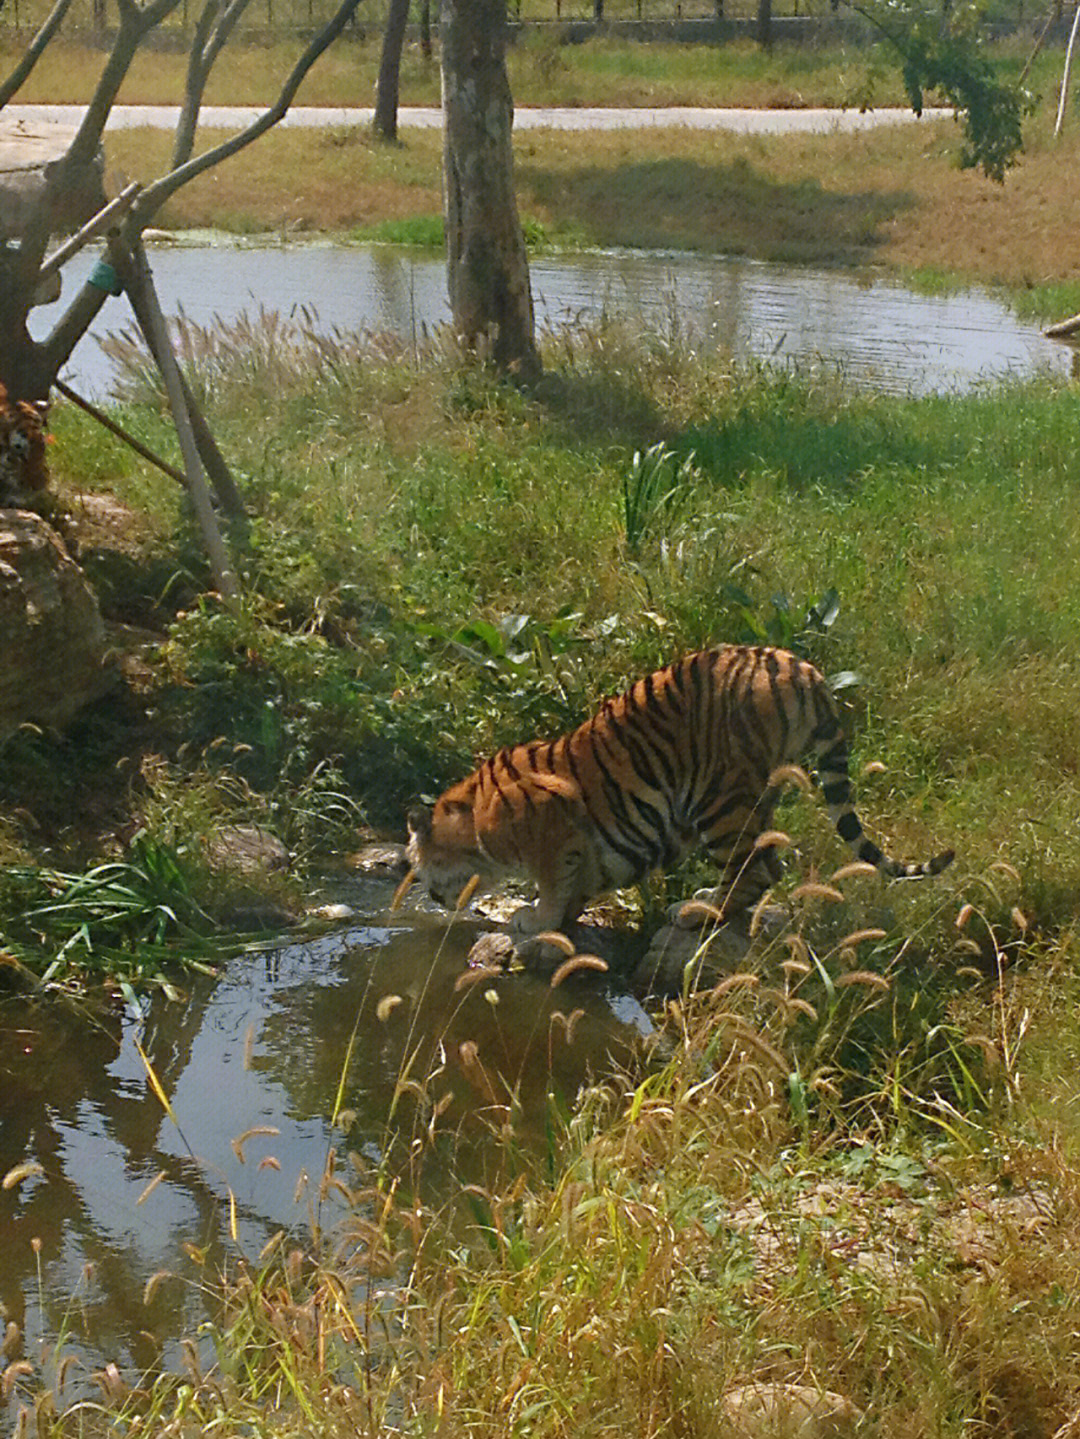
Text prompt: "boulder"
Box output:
[[0, 509, 112, 744], [717, 1382, 864, 1438]]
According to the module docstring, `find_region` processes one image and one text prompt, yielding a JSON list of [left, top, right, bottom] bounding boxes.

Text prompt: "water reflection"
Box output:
[[29, 242, 1070, 399], [0, 893, 648, 1404]]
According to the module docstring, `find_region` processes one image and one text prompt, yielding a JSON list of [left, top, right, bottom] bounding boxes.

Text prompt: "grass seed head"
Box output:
[[769, 763, 813, 793], [835, 971, 890, 990], [674, 899, 724, 926], [831, 861, 879, 883], [390, 868, 415, 911], [550, 954, 609, 987], [455, 874, 481, 910], [535, 929, 575, 956], [790, 882, 846, 905]]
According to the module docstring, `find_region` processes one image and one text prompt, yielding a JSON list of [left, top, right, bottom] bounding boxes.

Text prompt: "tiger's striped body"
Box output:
[[0, 384, 49, 508], [406, 645, 953, 939]]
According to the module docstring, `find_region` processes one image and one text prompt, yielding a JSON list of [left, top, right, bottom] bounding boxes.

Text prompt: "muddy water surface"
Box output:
[[0, 874, 650, 1404]]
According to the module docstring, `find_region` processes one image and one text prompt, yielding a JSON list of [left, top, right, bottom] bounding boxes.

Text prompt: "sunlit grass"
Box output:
[[7, 312, 1080, 1435], [44, 875, 1080, 1437], [101, 82, 1080, 300]]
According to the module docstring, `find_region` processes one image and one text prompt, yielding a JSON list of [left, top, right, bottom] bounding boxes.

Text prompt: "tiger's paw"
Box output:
[[513, 928, 578, 971]]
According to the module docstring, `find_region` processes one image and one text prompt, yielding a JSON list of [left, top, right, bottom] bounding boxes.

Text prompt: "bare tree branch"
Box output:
[[66, 0, 183, 172], [173, 0, 255, 168], [0, 0, 77, 110], [134, 0, 363, 221]]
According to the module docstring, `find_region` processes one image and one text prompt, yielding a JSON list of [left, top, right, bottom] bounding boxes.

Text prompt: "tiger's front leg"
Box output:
[[508, 842, 594, 944]]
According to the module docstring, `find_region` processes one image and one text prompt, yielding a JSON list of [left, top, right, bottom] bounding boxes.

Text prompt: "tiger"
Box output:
[[0, 383, 50, 509], [405, 644, 953, 942]]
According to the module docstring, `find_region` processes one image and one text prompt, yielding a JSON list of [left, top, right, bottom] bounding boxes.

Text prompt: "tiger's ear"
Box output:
[[407, 805, 433, 840]]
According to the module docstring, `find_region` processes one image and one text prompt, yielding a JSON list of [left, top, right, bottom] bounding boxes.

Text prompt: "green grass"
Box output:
[[10, 318, 1080, 1437]]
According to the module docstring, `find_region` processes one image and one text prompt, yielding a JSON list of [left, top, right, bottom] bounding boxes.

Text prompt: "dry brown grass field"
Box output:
[[103, 109, 1080, 294]]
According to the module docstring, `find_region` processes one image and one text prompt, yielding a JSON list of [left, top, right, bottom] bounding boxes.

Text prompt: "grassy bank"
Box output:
[[6, 319, 1080, 966], [101, 86, 1080, 307], [5, 319, 1080, 1432]]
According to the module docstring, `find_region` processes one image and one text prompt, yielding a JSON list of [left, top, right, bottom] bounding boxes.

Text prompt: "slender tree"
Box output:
[[440, 0, 540, 380], [373, 0, 410, 140]]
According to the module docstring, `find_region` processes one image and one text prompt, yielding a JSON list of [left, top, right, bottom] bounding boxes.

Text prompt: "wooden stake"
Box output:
[[1056, 2, 1080, 136], [112, 238, 240, 608], [54, 378, 187, 489]]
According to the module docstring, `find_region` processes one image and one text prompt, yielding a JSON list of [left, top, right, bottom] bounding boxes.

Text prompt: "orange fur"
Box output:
[[0, 383, 50, 506], [406, 645, 952, 939]]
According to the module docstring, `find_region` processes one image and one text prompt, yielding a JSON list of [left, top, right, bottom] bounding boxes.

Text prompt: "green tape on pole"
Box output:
[[88, 259, 122, 295]]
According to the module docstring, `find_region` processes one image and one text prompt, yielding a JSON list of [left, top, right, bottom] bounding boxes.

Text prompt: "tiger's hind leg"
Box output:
[[668, 788, 784, 929]]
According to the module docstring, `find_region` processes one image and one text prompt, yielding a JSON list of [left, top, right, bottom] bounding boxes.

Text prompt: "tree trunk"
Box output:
[[756, 0, 772, 48], [418, 0, 431, 59], [440, 0, 540, 381], [373, 0, 410, 141]]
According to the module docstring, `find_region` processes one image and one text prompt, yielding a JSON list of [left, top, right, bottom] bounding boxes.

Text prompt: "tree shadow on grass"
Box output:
[[518, 154, 915, 265]]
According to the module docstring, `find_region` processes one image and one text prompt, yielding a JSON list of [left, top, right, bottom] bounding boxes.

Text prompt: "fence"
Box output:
[[0, 0, 1069, 37]]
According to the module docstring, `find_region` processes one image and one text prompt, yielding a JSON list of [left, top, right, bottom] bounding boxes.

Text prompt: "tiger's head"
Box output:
[[405, 800, 498, 911], [0, 384, 50, 508]]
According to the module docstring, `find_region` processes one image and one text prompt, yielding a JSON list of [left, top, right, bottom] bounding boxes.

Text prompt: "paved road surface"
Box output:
[[2, 102, 949, 134]]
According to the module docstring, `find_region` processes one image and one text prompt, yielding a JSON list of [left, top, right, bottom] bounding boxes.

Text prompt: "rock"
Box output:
[[466, 931, 517, 969], [219, 898, 298, 931], [0, 510, 112, 744], [717, 1382, 864, 1438], [0, 118, 106, 242], [350, 841, 408, 875], [203, 824, 290, 876], [635, 905, 788, 995]]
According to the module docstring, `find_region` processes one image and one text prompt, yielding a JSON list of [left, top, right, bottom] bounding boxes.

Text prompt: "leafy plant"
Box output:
[[0, 833, 221, 989], [621, 441, 700, 557]]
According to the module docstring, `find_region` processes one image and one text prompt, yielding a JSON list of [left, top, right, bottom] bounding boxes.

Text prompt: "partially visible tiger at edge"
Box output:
[[0, 382, 50, 508], [405, 644, 954, 942]]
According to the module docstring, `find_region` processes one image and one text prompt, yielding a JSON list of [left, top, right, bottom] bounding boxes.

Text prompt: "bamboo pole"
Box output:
[[54, 378, 187, 489], [38, 183, 142, 283], [113, 239, 240, 608], [1055, 1, 1080, 135]]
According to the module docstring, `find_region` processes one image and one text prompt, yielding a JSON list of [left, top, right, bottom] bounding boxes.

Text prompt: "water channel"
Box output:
[[0, 868, 651, 1408], [31, 238, 1072, 398], [7, 238, 1073, 1408]]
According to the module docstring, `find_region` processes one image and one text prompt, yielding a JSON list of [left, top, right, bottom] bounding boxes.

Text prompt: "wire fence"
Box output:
[[0, 0, 1069, 36]]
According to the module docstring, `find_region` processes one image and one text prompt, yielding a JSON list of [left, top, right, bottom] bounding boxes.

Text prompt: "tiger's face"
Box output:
[[0, 386, 50, 507], [405, 802, 497, 911]]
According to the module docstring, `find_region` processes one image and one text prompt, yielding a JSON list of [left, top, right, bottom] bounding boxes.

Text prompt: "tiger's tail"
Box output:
[[812, 718, 954, 880]]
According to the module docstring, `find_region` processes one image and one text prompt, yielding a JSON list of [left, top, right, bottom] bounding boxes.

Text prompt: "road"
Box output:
[[2, 102, 949, 134]]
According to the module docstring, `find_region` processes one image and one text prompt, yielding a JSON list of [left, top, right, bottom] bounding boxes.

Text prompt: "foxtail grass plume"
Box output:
[[535, 930, 575, 956], [550, 954, 609, 988], [390, 869, 415, 911], [790, 882, 845, 905], [454, 966, 502, 992], [835, 971, 890, 991], [2, 1162, 44, 1191], [769, 763, 813, 793], [831, 861, 879, 883], [455, 874, 481, 910]]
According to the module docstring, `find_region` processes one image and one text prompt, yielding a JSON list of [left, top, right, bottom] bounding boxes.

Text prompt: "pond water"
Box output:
[[30, 240, 1071, 399], [0, 872, 650, 1410]]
